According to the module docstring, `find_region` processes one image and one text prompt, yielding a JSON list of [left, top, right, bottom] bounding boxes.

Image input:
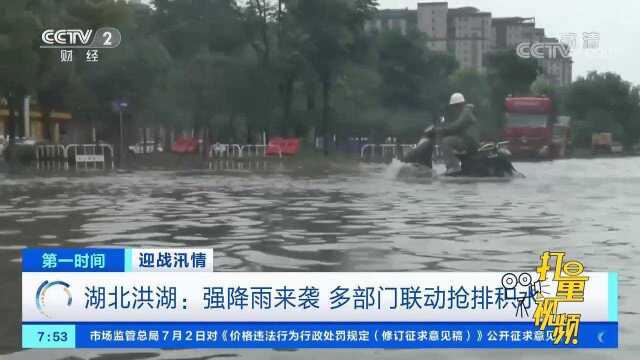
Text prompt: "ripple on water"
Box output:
[[234, 250, 338, 269], [173, 235, 209, 241], [114, 240, 187, 247], [0, 159, 639, 355], [0, 245, 26, 250]]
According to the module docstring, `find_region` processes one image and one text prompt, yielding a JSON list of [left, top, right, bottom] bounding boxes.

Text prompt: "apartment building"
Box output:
[[447, 7, 492, 70], [533, 29, 573, 86], [367, 2, 492, 69], [416, 4, 492, 70], [365, 9, 417, 36], [492, 17, 572, 86], [416, 2, 448, 52], [491, 17, 536, 49], [367, 2, 573, 86]]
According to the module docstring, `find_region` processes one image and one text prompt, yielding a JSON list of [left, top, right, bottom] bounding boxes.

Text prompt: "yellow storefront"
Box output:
[[0, 107, 72, 143]]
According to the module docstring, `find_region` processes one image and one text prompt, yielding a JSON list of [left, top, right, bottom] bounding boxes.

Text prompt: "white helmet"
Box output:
[[449, 92, 465, 105]]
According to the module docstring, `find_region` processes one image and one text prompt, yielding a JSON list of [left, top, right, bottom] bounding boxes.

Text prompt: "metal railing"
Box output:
[[35, 144, 68, 170], [209, 159, 272, 171], [360, 143, 416, 159], [208, 143, 242, 158], [207, 144, 283, 158], [240, 144, 282, 158], [66, 143, 115, 170]]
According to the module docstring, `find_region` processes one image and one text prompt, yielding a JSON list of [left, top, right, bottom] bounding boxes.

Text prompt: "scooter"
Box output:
[[401, 126, 520, 177]]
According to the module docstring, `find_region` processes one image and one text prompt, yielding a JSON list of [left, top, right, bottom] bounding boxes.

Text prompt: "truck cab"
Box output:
[[502, 96, 563, 159]]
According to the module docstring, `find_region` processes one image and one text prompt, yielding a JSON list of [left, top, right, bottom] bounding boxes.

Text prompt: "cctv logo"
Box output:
[[41, 29, 94, 47], [516, 42, 571, 59]]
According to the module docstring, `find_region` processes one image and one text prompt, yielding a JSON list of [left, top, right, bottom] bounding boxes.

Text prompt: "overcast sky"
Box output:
[[378, 0, 640, 84]]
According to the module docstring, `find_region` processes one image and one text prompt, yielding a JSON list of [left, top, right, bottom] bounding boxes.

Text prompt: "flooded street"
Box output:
[[1, 157, 639, 359]]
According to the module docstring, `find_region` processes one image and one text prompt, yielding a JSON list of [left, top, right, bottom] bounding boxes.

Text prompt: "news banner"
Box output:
[[21, 248, 618, 349]]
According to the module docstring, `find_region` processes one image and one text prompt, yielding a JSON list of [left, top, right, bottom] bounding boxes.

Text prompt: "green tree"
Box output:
[[333, 64, 384, 141], [373, 29, 456, 141], [530, 77, 553, 97], [484, 50, 539, 131], [450, 68, 496, 138], [140, 67, 191, 147], [152, 0, 246, 60], [566, 71, 640, 148], [450, 69, 489, 107], [376, 30, 430, 109], [288, 0, 377, 154], [0, 1, 41, 141]]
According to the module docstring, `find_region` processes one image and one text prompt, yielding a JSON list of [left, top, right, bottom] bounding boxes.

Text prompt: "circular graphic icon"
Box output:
[[518, 272, 533, 286], [501, 272, 518, 289], [35, 280, 72, 318]]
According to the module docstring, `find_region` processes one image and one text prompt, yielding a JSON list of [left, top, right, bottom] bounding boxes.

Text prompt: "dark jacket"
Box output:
[[439, 104, 480, 150]]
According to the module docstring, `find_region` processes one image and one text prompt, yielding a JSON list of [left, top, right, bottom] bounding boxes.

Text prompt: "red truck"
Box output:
[[502, 96, 570, 159]]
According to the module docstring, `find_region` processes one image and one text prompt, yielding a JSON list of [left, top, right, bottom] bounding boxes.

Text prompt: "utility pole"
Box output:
[[23, 96, 31, 139], [119, 108, 124, 159], [115, 100, 128, 167]]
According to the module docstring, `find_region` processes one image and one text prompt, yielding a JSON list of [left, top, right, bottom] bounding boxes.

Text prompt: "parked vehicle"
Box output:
[[128, 141, 163, 154], [265, 137, 300, 156], [2, 138, 38, 163], [611, 142, 624, 154], [552, 116, 572, 158], [502, 97, 570, 159], [171, 137, 200, 154], [592, 133, 614, 154]]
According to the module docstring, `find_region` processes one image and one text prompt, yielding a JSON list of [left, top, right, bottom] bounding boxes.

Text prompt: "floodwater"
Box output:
[[0, 157, 639, 359]]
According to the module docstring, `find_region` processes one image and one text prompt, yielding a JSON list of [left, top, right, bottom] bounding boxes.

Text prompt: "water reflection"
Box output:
[[0, 157, 638, 359]]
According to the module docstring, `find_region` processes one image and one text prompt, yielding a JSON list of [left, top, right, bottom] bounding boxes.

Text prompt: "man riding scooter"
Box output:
[[401, 92, 479, 169], [438, 92, 480, 174], [401, 92, 517, 177]]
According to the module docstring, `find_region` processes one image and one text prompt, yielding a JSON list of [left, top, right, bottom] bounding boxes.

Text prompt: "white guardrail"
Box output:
[[209, 143, 242, 158], [360, 144, 416, 159], [64, 144, 115, 169], [34, 143, 115, 170], [208, 144, 282, 158], [34, 144, 68, 169]]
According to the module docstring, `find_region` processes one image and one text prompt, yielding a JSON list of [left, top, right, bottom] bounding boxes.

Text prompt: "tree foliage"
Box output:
[[565, 72, 640, 147], [2, 0, 639, 152]]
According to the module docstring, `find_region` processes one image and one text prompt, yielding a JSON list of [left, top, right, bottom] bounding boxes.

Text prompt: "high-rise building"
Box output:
[[368, 4, 493, 72], [445, 7, 492, 71], [417, 2, 448, 52], [531, 29, 573, 87], [416, 4, 491, 70], [492, 17, 572, 86], [491, 17, 536, 49], [366, 2, 573, 86], [365, 9, 416, 35]]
